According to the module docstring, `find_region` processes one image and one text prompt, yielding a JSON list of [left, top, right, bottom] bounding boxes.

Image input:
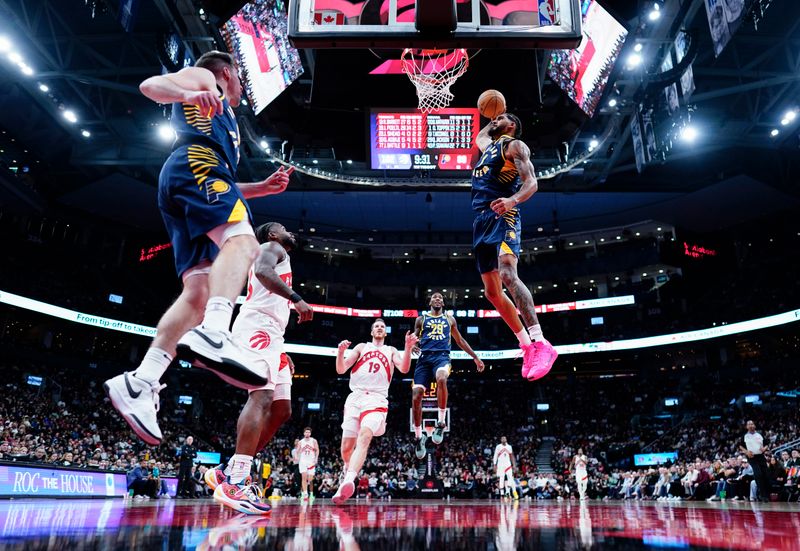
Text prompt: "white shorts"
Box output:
[[341, 391, 388, 438], [299, 459, 316, 476], [496, 465, 513, 480], [232, 310, 291, 396], [576, 469, 588, 482]]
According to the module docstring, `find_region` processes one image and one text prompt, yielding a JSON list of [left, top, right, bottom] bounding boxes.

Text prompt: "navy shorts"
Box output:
[[413, 352, 451, 388], [472, 208, 522, 274], [158, 144, 252, 277]]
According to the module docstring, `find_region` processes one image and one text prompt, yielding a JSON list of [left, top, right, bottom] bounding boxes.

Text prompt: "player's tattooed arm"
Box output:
[[336, 341, 363, 374], [475, 123, 493, 152], [253, 242, 313, 323], [448, 315, 484, 372], [489, 140, 538, 215]]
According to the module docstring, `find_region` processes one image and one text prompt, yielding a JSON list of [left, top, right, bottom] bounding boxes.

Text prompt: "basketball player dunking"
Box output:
[[493, 436, 518, 500], [570, 447, 589, 500], [104, 52, 293, 446], [203, 222, 312, 514], [331, 320, 418, 505], [473, 113, 558, 381], [411, 292, 483, 458], [296, 428, 319, 501]]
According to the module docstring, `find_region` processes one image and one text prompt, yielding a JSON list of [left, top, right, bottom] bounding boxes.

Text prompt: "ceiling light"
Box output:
[[635, 232, 641, 236], [680, 125, 698, 142], [81, 129, 91, 138], [404, 252, 409, 256], [533, 247, 538, 251], [442, 289, 447, 292], [309, 245, 314, 249], [537, 227, 544, 232], [348, 250, 353, 254], [19, 64, 33, 76], [452, 252, 458, 256], [659, 269, 664, 273], [770, 129, 779, 137], [784, 110, 797, 123], [634, 43, 643, 53], [537, 285, 542, 289], [63, 110, 78, 123], [608, 98, 618, 107], [600, 238, 605, 242], [657, 227, 662, 231], [573, 281, 579, 285], [8, 51, 22, 64], [548, 245, 553, 249], [346, 159, 353, 164], [568, 242, 574, 246], [157, 124, 174, 141], [584, 240, 589, 244], [648, 3, 661, 21], [38, 83, 49, 92], [589, 139, 599, 149], [642, 273, 648, 277], [616, 236, 621, 240], [626, 53, 643, 68], [312, 159, 318, 164], [259, 140, 268, 149], [324, 247, 329, 251], [615, 276, 620, 281], [0, 36, 11, 52], [553, 284, 558, 288]]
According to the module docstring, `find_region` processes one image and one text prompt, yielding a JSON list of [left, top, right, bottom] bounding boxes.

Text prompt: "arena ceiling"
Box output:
[[0, 0, 798, 236]]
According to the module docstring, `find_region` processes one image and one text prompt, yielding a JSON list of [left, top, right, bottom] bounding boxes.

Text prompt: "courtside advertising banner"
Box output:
[[0, 464, 128, 497]]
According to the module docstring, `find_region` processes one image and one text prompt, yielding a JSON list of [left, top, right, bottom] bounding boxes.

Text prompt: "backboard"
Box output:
[[288, 0, 582, 49]]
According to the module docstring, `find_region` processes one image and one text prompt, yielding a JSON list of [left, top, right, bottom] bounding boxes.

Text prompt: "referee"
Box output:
[[739, 420, 771, 502], [176, 435, 197, 498]]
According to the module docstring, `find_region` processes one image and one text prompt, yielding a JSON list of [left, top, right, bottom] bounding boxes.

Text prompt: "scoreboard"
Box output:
[[369, 108, 480, 170]]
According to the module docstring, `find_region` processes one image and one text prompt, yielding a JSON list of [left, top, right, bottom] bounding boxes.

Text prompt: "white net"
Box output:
[[401, 48, 469, 113]]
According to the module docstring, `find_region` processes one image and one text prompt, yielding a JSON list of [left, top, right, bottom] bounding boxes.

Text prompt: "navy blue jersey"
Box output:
[[419, 313, 452, 354], [471, 135, 520, 212], [170, 88, 240, 176]]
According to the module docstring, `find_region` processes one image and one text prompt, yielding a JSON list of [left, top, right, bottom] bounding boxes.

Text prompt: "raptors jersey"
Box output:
[[494, 444, 513, 469], [298, 437, 316, 460], [240, 253, 292, 329], [349, 343, 395, 396]]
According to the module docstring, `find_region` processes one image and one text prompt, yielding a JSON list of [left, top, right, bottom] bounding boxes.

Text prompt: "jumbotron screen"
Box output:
[[547, 0, 627, 117], [220, 0, 303, 115], [369, 108, 480, 170]]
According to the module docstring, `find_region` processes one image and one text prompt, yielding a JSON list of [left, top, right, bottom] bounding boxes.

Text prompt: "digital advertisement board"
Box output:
[[634, 452, 678, 466], [369, 108, 480, 170], [0, 464, 128, 498]]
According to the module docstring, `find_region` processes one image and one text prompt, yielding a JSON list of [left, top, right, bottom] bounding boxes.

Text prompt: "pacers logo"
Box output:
[[249, 330, 271, 350], [206, 179, 231, 204], [426, 320, 447, 340]]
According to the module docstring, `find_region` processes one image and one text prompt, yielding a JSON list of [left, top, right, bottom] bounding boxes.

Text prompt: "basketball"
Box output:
[[478, 89, 506, 119]]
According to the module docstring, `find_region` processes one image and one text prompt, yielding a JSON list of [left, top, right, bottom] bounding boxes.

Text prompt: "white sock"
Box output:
[[528, 324, 544, 342], [438, 408, 447, 424], [134, 347, 173, 383], [515, 329, 532, 346], [414, 425, 422, 439], [224, 456, 233, 476], [201, 297, 234, 332], [344, 470, 357, 484], [228, 454, 252, 485]]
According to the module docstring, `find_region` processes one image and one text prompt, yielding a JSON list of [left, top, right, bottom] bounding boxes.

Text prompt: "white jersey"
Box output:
[[298, 437, 317, 461], [494, 444, 514, 470], [240, 253, 292, 329], [574, 454, 588, 473], [349, 342, 396, 396]]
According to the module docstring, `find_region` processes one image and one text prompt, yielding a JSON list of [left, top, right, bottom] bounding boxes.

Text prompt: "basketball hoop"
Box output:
[[401, 48, 469, 113]]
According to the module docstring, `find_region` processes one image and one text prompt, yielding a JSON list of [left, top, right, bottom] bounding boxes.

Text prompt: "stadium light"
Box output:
[[648, 3, 661, 21], [634, 43, 643, 53], [770, 129, 779, 137], [589, 139, 599, 150], [608, 98, 618, 107], [259, 139, 268, 150], [312, 159, 319, 164], [626, 53, 643, 68], [346, 159, 353, 164], [158, 124, 175, 141], [19, 64, 33, 76], [8, 51, 22, 64], [784, 110, 797, 122], [38, 83, 49, 92], [0, 36, 11, 52], [81, 129, 91, 138], [63, 110, 77, 123], [680, 125, 698, 142]]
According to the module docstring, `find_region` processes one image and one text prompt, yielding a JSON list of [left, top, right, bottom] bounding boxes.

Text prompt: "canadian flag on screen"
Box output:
[[314, 10, 344, 25]]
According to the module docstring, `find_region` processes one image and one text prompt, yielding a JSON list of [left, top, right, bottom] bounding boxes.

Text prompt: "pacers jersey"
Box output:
[[170, 87, 240, 176], [419, 313, 451, 355], [471, 135, 521, 212], [240, 253, 292, 330], [350, 343, 395, 396]]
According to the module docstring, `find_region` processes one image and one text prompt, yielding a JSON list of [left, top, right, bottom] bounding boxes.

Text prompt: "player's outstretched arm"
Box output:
[[448, 315, 484, 372], [237, 166, 295, 199], [411, 316, 424, 355], [253, 242, 313, 323], [336, 341, 362, 374], [139, 67, 224, 116], [475, 123, 493, 152], [489, 140, 539, 216], [394, 331, 419, 374]]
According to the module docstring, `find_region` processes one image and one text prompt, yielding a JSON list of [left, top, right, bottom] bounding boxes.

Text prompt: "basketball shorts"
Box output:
[[472, 208, 522, 274], [341, 391, 388, 438], [413, 352, 451, 389], [496, 464, 513, 480], [158, 144, 253, 277], [299, 459, 316, 476], [232, 310, 291, 399]]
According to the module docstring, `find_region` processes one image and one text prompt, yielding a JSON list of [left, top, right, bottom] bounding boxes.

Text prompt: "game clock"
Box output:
[[369, 108, 480, 170]]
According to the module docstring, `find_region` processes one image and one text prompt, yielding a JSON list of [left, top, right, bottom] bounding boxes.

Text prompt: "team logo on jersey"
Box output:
[[206, 179, 231, 203], [505, 230, 517, 241], [426, 319, 447, 341], [353, 350, 392, 379], [249, 330, 271, 350]]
